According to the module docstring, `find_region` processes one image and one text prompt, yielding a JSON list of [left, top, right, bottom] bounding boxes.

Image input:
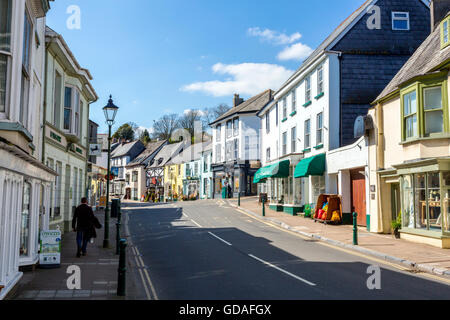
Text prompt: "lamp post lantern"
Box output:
[[103, 95, 119, 248]]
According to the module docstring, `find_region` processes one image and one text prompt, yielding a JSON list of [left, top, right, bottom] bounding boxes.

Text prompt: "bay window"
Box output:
[[423, 86, 443, 136], [74, 90, 80, 136], [64, 87, 72, 131], [402, 90, 417, 139], [401, 79, 448, 141], [216, 124, 221, 142], [226, 120, 232, 138], [0, 0, 10, 114], [53, 72, 62, 128], [233, 117, 239, 136], [20, 11, 32, 127]]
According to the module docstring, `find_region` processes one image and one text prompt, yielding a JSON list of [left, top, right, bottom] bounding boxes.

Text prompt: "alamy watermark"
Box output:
[[366, 265, 381, 290], [66, 265, 81, 290], [66, 5, 81, 30]]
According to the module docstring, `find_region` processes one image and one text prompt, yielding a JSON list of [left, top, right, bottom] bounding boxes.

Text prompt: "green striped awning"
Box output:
[[253, 160, 290, 184], [294, 153, 326, 178]]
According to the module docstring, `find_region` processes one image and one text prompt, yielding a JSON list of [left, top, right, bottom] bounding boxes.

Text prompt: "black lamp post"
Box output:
[[103, 95, 118, 248]]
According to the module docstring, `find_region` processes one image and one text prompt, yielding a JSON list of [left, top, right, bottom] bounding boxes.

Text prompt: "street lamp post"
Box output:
[[103, 95, 119, 249]]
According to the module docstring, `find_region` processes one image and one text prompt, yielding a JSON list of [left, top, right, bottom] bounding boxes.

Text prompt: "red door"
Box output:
[[351, 169, 367, 226]]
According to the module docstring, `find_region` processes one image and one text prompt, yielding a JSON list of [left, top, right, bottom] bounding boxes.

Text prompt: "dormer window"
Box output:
[[441, 17, 450, 49], [392, 12, 410, 31]]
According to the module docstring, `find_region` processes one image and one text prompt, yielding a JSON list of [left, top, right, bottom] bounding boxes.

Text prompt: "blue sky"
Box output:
[[46, 0, 364, 134]]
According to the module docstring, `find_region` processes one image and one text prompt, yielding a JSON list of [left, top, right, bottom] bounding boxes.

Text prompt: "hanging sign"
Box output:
[[39, 230, 62, 268]]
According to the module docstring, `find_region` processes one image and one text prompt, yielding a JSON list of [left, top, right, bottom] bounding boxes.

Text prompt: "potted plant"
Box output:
[[391, 214, 402, 239]]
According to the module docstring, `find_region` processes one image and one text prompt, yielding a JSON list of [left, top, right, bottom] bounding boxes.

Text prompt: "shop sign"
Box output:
[[89, 144, 102, 156], [50, 131, 62, 143], [39, 230, 62, 267], [99, 196, 106, 207]]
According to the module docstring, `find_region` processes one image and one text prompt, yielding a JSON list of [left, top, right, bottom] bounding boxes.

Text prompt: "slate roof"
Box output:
[[275, 0, 376, 95], [126, 140, 167, 168], [209, 90, 274, 126], [146, 142, 185, 169], [167, 142, 212, 165], [375, 12, 450, 102], [111, 140, 144, 158]]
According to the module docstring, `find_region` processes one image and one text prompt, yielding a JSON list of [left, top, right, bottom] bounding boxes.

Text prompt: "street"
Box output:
[[125, 200, 450, 300]]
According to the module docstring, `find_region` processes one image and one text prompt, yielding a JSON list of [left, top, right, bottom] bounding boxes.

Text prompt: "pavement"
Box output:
[[7, 208, 142, 300], [124, 199, 450, 300], [227, 196, 450, 277]]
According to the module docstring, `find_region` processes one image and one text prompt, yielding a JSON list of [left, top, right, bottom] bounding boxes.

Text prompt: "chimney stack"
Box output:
[[233, 94, 244, 108], [431, 0, 450, 31]]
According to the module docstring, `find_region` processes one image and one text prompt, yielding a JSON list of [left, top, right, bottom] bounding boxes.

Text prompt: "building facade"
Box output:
[[43, 27, 98, 233], [0, 0, 57, 300], [256, 0, 430, 219], [124, 140, 167, 201], [369, 4, 450, 247], [210, 91, 273, 199], [147, 141, 184, 200], [200, 143, 213, 199], [110, 140, 145, 199]]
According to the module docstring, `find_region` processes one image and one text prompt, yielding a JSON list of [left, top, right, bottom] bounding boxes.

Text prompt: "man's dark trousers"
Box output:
[[76, 229, 89, 254]]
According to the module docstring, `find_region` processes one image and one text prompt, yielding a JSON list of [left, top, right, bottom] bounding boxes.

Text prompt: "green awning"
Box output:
[[253, 160, 290, 184], [294, 153, 326, 178]]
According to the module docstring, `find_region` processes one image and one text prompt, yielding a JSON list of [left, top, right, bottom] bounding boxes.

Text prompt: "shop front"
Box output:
[[212, 161, 258, 199], [293, 153, 327, 214], [393, 158, 450, 248]]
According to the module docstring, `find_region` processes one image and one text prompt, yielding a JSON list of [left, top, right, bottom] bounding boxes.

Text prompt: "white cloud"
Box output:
[[277, 43, 314, 61], [136, 126, 154, 136], [181, 62, 294, 97], [183, 109, 206, 116], [247, 27, 302, 45]]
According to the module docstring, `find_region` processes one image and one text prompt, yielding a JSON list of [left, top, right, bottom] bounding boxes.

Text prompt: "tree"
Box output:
[[112, 123, 137, 141], [139, 129, 152, 145], [179, 109, 204, 140], [203, 103, 231, 125], [152, 114, 180, 141]]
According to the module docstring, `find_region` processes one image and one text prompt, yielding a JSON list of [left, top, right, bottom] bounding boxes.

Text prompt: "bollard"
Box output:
[[353, 212, 358, 246], [262, 199, 266, 217], [238, 193, 241, 207], [117, 239, 127, 296], [115, 222, 121, 255], [117, 199, 122, 224]]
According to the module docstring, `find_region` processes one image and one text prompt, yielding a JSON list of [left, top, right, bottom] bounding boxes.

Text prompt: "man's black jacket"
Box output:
[[72, 204, 101, 232]]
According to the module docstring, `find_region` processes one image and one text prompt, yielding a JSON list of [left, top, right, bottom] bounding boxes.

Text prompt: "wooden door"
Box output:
[[350, 169, 367, 226]]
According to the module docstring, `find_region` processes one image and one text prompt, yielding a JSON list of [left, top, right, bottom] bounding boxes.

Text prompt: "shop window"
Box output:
[[20, 182, 32, 256], [402, 172, 446, 231], [443, 172, 450, 232]]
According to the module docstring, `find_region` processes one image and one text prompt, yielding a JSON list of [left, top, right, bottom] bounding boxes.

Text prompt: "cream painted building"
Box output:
[[369, 6, 450, 248], [0, 0, 56, 299], [43, 27, 98, 233]]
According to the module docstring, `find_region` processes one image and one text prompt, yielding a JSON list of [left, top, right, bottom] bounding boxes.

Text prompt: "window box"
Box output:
[[302, 148, 311, 153], [303, 101, 312, 108], [315, 92, 324, 100], [314, 144, 324, 150], [281, 118, 288, 123], [289, 111, 297, 117]]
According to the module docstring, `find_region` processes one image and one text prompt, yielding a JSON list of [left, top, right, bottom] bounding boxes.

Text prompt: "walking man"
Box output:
[[72, 197, 97, 258]]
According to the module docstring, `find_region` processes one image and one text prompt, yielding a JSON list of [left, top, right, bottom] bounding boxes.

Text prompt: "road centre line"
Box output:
[[248, 254, 316, 287], [208, 232, 232, 246]]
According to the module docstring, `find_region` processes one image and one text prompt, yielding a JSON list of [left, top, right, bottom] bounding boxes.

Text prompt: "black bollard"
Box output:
[[117, 239, 127, 296]]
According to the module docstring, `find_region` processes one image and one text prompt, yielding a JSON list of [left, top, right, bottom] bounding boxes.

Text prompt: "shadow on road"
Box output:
[[126, 202, 450, 300]]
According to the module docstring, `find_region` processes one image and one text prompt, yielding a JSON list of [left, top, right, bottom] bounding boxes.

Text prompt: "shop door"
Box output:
[[391, 183, 400, 222], [351, 169, 367, 226]]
